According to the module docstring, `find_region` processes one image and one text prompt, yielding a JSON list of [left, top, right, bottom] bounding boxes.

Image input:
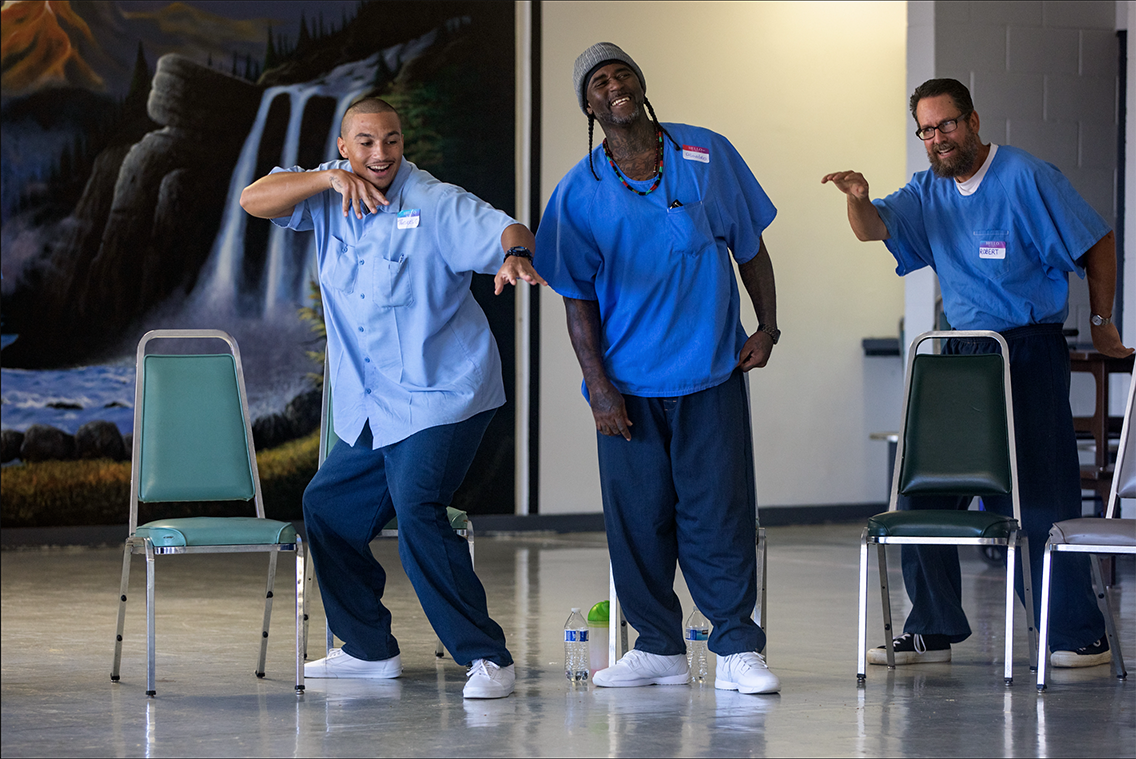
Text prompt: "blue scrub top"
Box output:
[[535, 123, 776, 398], [872, 145, 1110, 332], [271, 158, 515, 449]]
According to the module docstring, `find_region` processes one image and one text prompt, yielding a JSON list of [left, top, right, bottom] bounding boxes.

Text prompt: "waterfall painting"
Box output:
[[0, 0, 517, 526]]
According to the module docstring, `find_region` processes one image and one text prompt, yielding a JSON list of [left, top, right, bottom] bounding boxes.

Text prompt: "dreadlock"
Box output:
[[587, 97, 679, 182], [588, 114, 601, 181], [645, 98, 681, 152]]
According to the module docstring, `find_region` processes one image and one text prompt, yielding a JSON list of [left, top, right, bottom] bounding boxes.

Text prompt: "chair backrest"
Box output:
[[892, 331, 1018, 518], [131, 330, 262, 532], [1107, 372, 1136, 517]]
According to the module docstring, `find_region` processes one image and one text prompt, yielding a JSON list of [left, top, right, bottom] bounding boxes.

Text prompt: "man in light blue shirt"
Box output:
[[823, 78, 1131, 669], [241, 96, 544, 699]]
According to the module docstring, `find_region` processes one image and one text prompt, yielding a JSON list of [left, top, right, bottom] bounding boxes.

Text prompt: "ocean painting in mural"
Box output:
[[0, 0, 517, 523]]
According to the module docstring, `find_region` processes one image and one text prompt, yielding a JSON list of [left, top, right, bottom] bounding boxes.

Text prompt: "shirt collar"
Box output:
[[377, 158, 413, 213]]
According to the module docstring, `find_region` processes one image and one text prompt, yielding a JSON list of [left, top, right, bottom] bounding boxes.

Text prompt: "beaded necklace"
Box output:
[[602, 127, 663, 196]]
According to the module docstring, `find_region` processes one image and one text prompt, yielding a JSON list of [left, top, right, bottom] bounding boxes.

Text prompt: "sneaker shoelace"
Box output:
[[732, 652, 769, 672], [467, 659, 499, 680], [324, 648, 347, 661], [891, 633, 927, 653]]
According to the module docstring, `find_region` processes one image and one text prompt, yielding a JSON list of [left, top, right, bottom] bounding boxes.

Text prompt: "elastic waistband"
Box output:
[[998, 323, 1065, 340]]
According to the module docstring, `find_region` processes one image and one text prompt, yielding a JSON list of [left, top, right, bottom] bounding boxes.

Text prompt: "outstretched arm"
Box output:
[[1081, 230, 1134, 358], [821, 171, 889, 242], [240, 168, 390, 220], [736, 236, 777, 370], [563, 297, 632, 440]]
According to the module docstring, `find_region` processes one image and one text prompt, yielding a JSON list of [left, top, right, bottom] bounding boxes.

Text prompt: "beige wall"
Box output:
[[537, 1, 909, 513]]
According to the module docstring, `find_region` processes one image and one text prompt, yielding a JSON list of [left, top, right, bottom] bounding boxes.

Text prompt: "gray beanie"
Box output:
[[573, 42, 646, 116]]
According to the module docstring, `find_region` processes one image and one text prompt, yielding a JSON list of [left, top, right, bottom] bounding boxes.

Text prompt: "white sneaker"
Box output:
[[304, 648, 402, 679], [715, 652, 780, 694], [592, 649, 690, 688], [463, 659, 515, 699]]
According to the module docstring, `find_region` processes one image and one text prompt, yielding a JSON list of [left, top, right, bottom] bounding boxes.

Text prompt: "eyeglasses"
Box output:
[[915, 112, 971, 141]]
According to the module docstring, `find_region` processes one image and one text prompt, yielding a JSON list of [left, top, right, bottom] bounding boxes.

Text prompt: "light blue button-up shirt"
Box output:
[[271, 158, 515, 449]]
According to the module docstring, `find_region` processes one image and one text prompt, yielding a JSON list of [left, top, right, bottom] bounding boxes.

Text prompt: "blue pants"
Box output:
[[900, 324, 1105, 651], [597, 370, 765, 657], [302, 411, 511, 667]]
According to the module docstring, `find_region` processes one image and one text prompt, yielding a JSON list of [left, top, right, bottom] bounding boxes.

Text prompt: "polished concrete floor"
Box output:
[[2, 523, 1132, 757]]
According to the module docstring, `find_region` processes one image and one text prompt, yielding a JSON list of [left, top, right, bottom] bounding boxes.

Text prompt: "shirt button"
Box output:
[[359, 259, 365, 265], [360, 293, 365, 299], [365, 388, 372, 394], [364, 357, 371, 363], [358, 326, 364, 332]]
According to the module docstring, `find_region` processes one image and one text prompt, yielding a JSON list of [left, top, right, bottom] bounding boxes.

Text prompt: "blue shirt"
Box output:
[[535, 123, 776, 398], [271, 158, 515, 449], [872, 145, 1110, 332]]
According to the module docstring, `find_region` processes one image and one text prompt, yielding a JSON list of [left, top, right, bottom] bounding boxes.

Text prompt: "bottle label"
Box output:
[[565, 630, 589, 643], [685, 629, 709, 642]]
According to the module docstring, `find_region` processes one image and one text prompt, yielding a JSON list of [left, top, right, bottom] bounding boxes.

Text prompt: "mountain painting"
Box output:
[[0, 0, 518, 525]]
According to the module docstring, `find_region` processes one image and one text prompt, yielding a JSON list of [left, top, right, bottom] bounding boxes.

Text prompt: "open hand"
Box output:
[[494, 256, 549, 295], [821, 171, 871, 200], [1091, 322, 1135, 359], [329, 168, 390, 219]]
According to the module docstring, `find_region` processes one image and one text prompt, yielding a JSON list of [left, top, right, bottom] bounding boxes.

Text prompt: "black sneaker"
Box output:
[[1050, 637, 1110, 668], [867, 632, 952, 665]]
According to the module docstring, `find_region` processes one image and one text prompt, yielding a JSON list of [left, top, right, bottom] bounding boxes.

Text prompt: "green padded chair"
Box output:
[[605, 373, 768, 666], [316, 356, 473, 659], [1036, 362, 1134, 690], [111, 330, 307, 696], [857, 330, 1036, 685]]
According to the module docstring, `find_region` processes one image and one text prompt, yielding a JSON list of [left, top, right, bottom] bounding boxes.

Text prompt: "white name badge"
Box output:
[[397, 209, 421, 229], [979, 241, 1006, 260], [682, 145, 709, 163]]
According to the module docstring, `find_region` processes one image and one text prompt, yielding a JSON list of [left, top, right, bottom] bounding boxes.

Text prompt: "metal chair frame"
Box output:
[[857, 330, 1037, 685], [315, 356, 474, 659], [1036, 363, 1135, 690], [111, 329, 307, 696]]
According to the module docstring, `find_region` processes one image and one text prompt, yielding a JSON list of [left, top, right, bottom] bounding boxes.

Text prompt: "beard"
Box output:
[[927, 128, 980, 179]]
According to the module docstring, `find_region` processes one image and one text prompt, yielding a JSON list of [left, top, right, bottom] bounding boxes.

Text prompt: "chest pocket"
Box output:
[[378, 227, 415, 308], [667, 200, 715, 256], [973, 230, 1019, 282], [320, 236, 358, 294]]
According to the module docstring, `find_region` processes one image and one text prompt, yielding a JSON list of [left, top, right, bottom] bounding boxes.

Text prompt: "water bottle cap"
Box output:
[[570, 607, 581, 613]]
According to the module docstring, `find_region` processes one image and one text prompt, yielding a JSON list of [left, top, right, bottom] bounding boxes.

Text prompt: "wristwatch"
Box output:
[[759, 324, 781, 345], [505, 246, 533, 262], [1090, 314, 1112, 327]]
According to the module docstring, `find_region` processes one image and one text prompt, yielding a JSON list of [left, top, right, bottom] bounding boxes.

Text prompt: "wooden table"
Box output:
[[1069, 351, 1134, 506]]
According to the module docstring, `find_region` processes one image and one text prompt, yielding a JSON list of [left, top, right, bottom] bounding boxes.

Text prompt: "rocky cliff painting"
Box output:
[[0, 0, 518, 525]]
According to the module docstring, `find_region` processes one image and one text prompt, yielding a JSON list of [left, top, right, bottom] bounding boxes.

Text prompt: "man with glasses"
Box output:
[[823, 78, 1131, 669]]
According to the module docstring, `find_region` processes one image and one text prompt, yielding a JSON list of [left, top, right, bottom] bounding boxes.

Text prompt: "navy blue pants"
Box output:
[[302, 411, 511, 667], [899, 324, 1105, 650], [597, 370, 765, 657]]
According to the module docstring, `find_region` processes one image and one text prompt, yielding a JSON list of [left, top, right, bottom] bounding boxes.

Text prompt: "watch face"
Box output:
[[1091, 315, 1109, 327]]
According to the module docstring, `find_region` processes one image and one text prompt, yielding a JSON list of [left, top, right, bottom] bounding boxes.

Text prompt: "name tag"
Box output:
[[682, 145, 709, 163], [979, 241, 1006, 260], [397, 209, 421, 229]]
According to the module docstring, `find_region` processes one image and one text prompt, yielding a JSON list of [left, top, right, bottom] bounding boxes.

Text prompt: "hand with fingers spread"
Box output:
[[821, 170, 871, 200], [329, 168, 390, 219], [494, 256, 548, 295]]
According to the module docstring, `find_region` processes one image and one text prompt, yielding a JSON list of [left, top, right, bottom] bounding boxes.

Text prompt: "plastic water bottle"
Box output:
[[564, 608, 590, 683], [685, 608, 711, 683]]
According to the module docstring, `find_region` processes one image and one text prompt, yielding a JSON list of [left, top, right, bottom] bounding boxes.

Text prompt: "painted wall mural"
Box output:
[[0, 0, 517, 525]]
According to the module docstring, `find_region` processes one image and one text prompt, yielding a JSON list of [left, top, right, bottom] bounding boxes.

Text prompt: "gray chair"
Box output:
[[111, 329, 307, 696], [857, 330, 1037, 685], [315, 356, 473, 659], [1036, 367, 1135, 690]]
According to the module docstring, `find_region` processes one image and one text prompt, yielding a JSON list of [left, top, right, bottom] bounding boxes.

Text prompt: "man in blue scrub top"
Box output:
[[536, 42, 781, 694], [241, 97, 545, 699], [823, 78, 1132, 668]]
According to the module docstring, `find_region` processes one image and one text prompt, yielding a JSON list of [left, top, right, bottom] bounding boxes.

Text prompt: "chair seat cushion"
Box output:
[[135, 517, 297, 547], [382, 507, 468, 532], [867, 510, 1017, 539], [1049, 518, 1136, 547]]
